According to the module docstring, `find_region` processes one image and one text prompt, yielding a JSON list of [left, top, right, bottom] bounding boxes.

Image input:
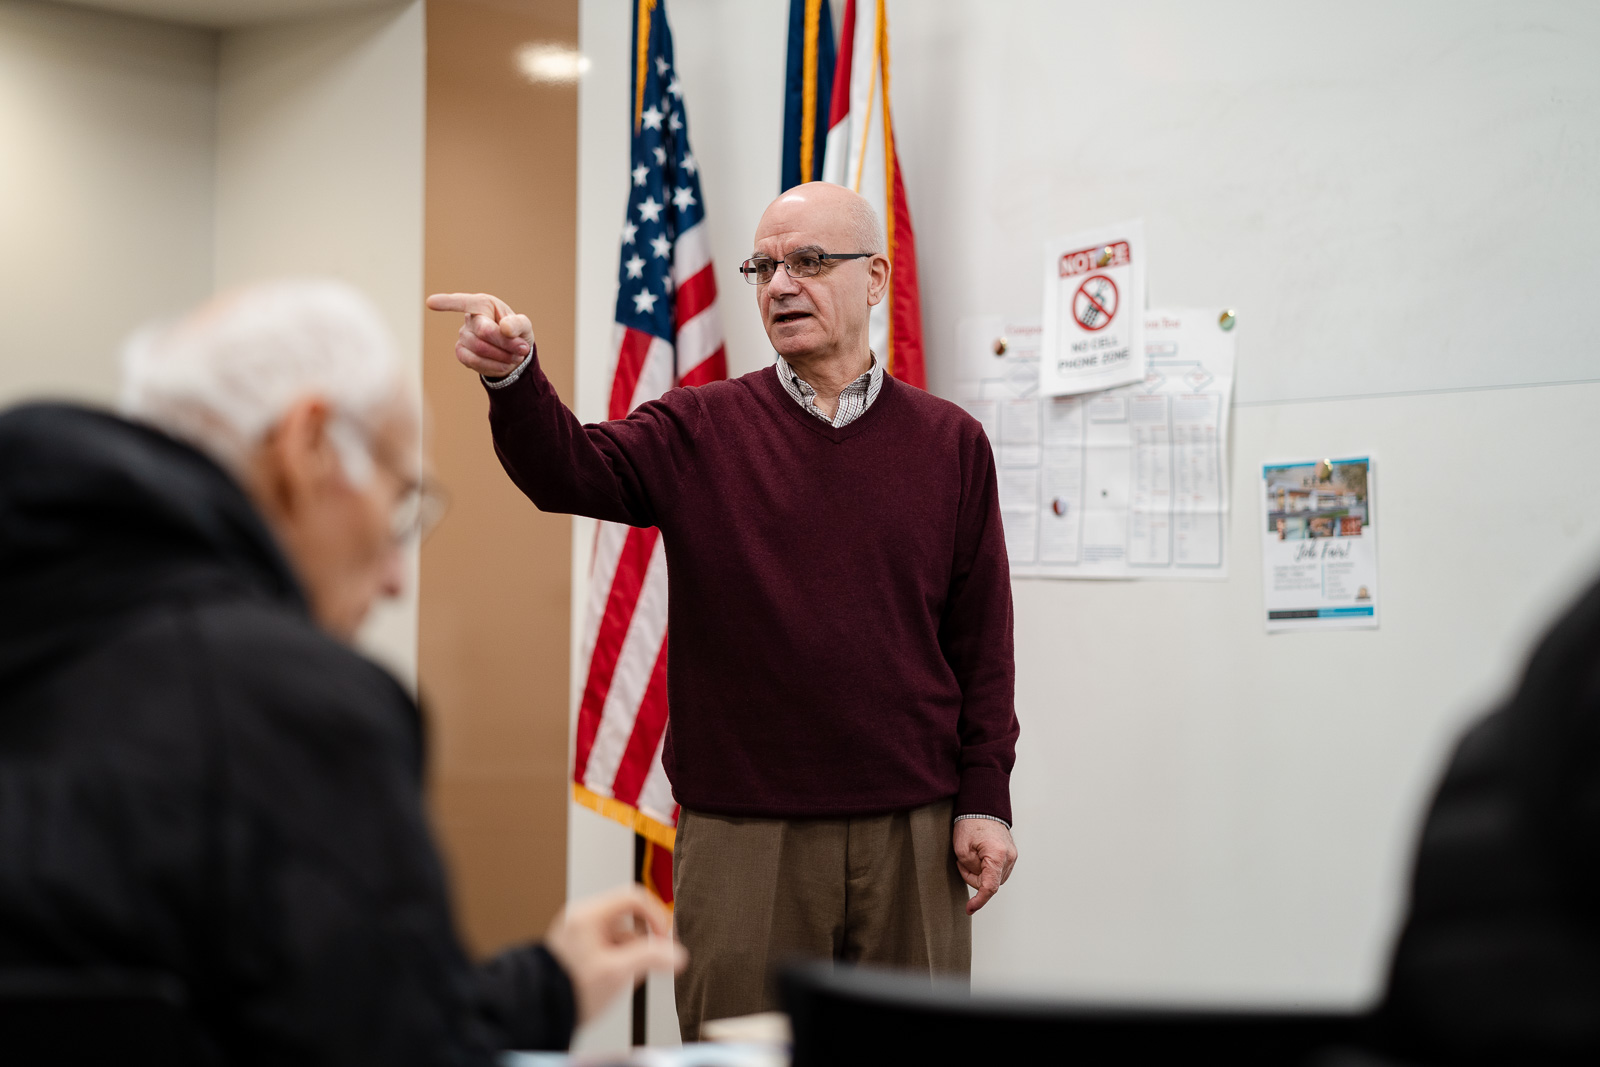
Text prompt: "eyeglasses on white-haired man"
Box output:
[[0, 279, 682, 1063]]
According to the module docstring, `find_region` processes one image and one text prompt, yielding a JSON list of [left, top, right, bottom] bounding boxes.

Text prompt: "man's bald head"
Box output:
[[760, 182, 884, 254]]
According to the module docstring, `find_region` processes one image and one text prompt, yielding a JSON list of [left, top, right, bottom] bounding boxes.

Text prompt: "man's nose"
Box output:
[[765, 262, 803, 299]]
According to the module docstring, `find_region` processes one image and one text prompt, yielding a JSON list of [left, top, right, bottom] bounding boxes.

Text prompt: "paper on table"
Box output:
[[954, 309, 1234, 580]]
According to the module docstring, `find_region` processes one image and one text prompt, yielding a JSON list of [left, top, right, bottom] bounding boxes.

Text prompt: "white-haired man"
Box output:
[[0, 280, 681, 1063], [430, 182, 1020, 1038]]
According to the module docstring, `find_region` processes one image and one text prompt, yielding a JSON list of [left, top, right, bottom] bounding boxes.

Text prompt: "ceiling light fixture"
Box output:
[[516, 43, 590, 85]]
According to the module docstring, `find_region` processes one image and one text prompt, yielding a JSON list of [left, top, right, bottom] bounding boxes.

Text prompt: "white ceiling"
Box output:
[[48, 0, 402, 30]]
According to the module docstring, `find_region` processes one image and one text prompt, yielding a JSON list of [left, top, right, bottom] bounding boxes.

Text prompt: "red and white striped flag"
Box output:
[[571, 0, 725, 905], [822, 0, 926, 387]]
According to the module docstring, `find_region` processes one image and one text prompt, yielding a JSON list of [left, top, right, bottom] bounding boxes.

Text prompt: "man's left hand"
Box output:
[[953, 818, 1017, 915], [543, 886, 685, 1025]]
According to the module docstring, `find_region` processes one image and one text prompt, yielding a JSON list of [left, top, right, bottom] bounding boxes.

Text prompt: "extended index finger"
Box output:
[[426, 292, 507, 319]]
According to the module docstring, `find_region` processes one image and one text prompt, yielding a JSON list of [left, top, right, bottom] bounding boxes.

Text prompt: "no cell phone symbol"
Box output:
[[1072, 274, 1119, 332]]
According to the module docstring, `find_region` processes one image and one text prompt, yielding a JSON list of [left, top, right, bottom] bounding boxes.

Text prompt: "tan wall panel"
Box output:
[[422, 0, 577, 956]]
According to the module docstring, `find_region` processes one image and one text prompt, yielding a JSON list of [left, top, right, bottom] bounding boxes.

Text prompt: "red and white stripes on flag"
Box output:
[[572, 231, 725, 828], [572, 0, 725, 906], [821, 0, 926, 388]]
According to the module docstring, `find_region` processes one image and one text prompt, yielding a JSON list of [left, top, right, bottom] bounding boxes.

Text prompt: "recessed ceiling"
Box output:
[[47, 0, 403, 30]]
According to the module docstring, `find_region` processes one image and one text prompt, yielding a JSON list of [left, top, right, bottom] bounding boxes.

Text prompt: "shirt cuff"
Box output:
[[482, 353, 531, 390], [954, 813, 1011, 830]]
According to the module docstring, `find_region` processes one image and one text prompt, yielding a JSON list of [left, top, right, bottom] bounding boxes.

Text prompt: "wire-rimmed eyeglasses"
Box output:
[[389, 476, 449, 544], [330, 411, 449, 544], [738, 249, 873, 285]]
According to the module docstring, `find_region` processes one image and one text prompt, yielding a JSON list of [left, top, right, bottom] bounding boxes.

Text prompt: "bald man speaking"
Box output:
[[429, 182, 1018, 1038]]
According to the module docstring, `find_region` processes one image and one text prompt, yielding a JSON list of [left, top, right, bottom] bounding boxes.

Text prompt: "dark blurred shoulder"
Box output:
[[184, 596, 422, 771]]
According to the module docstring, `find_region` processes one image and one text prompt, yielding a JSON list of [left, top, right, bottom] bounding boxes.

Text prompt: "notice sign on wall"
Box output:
[[1040, 220, 1146, 397], [1260, 456, 1379, 632]]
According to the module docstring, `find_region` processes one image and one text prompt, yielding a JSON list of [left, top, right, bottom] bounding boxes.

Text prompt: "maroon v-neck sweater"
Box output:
[[488, 349, 1018, 823]]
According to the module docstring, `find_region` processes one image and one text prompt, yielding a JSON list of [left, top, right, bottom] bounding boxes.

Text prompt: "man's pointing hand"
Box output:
[[426, 292, 533, 379]]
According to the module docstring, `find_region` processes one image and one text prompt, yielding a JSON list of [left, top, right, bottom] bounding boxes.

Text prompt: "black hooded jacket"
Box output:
[[0, 404, 574, 1063], [1385, 571, 1600, 1063]]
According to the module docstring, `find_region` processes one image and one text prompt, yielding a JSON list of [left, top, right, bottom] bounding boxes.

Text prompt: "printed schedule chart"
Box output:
[[958, 309, 1235, 580]]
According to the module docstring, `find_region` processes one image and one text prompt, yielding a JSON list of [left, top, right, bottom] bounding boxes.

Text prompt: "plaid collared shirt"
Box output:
[[773, 352, 883, 428]]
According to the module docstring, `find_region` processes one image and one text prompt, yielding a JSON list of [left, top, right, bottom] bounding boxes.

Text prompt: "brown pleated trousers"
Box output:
[[671, 798, 971, 1042]]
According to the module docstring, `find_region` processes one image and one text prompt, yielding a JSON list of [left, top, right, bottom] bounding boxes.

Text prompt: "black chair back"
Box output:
[[781, 962, 1394, 1066]]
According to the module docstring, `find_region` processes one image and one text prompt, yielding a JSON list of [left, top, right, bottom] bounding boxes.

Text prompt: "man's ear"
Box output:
[[866, 253, 892, 307], [261, 397, 339, 518]]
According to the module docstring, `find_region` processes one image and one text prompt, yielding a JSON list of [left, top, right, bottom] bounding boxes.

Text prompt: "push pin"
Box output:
[[1051, 498, 1068, 517], [1096, 245, 1114, 267], [1218, 309, 1237, 331], [992, 336, 1008, 357]]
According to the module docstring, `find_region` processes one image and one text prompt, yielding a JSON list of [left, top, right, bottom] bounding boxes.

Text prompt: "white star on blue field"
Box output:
[[617, 13, 709, 343]]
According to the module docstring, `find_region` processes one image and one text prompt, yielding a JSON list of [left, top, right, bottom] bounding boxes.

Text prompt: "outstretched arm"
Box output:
[[427, 292, 697, 528]]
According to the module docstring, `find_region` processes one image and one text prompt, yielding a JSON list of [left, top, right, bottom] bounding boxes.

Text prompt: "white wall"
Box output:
[[890, 0, 1600, 1006], [994, 382, 1600, 1004], [572, 0, 1600, 1033], [214, 0, 425, 685], [0, 0, 215, 406], [213, 1, 423, 343]]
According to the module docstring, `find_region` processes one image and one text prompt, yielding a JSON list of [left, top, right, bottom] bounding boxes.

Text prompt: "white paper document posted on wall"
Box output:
[[1040, 220, 1146, 397], [1260, 457, 1379, 632], [954, 308, 1235, 580]]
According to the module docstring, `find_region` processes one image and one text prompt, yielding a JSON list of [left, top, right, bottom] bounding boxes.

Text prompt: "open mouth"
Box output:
[[773, 310, 812, 325]]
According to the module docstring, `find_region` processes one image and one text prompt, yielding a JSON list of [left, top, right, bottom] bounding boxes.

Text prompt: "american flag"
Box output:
[[571, 0, 725, 905]]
